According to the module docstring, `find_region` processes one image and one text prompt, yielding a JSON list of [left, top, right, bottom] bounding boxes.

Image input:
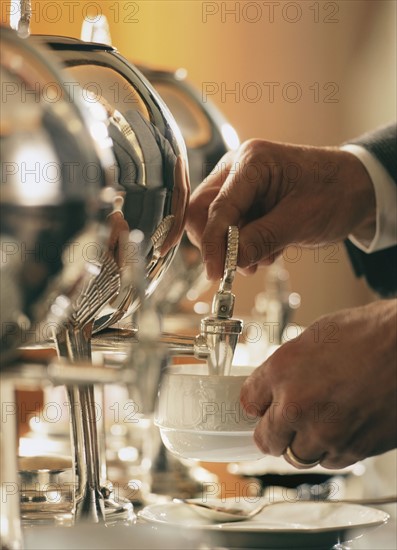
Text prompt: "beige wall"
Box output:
[[15, 0, 396, 324]]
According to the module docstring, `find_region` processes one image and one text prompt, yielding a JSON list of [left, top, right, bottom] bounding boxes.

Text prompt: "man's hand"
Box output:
[[240, 299, 397, 468], [186, 140, 376, 280], [108, 211, 130, 268]]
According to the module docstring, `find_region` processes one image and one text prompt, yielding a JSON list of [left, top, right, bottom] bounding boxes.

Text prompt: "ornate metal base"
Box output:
[[18, 457, 135, 527]]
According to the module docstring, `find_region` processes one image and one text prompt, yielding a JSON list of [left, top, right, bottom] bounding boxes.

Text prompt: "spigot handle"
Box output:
[[220, 225, 239, 292], [212, 225, 239, 319]]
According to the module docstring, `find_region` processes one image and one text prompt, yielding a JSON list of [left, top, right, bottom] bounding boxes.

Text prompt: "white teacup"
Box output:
[[154, 364, 263, 462]]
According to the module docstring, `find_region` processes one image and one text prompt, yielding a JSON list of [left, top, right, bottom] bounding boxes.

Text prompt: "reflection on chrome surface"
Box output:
[[31, 35, 190, 331]]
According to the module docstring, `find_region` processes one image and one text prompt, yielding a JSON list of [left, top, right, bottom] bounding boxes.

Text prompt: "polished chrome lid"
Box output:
[[31, 36, 190, 331]]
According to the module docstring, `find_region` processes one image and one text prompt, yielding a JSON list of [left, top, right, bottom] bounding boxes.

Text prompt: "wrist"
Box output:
[[338, 149, 376, 242]]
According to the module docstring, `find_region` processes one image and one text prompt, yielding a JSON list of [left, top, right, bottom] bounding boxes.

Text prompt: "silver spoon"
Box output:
[[174, 496, 397, 523]]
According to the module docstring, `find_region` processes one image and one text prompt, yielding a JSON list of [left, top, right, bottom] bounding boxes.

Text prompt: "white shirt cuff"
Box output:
[[341, 144, 397, 253]]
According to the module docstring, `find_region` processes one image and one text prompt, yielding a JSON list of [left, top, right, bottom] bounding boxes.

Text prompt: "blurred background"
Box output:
[[6, 0, 396, 325]]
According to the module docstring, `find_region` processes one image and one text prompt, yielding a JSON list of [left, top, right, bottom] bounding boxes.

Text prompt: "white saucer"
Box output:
[[228, 455, 365, 477], [138, 499, 389, 549]]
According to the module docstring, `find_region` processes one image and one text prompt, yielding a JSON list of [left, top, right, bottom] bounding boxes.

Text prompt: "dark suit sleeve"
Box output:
[[343, 123, 397, 297]]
